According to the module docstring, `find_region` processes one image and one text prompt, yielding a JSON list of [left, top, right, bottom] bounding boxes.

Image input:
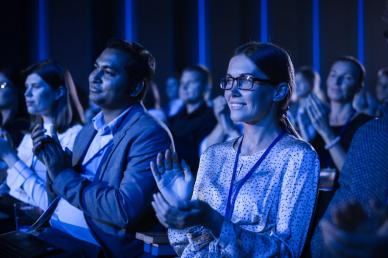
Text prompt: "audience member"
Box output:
[[0, 61, 84, 209], [376, 67, 388, 115], [0, 69, 29, 147], [310, 113, 388, 257], [163, 76, 183, 117], [0, 69, 29, 190], [151, 42, 320, 257], [307, 56, 372, 173], [289, 66, 321, 141], [168, 65, 217, 174], [31, 39, 173, 257]]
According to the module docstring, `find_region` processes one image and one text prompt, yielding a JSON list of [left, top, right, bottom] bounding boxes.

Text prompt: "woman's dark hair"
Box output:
[[234, 41, 299, 137], [106, 39, 156, 101], [334, 56, 365, 90], [23, 60, 84, 133], [183, 65, 212, 86]]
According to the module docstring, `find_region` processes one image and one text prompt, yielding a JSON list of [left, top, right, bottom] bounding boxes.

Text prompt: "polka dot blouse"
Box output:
[[168, 134, 320, 257]]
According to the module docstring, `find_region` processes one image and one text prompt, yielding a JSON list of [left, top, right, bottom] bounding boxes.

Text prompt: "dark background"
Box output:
[[1, 0, 387, 107]]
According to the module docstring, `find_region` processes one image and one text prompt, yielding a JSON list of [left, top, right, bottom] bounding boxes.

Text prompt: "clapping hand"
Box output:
[[150, 149, 194, 207], [306, 93, 333, 141], [31, 123, 71, 181], [321, 200, 388, 257], [152, 192, 211, 229]]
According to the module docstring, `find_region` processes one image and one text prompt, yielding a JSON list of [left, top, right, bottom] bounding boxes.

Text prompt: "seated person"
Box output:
[[0, 68, 29, 194], [168, 65, 217, 174], [310, 112, 388, 257], [151, 42, 320, 257], [289, 66, 322, 142], [0, 61, 84, 209], [31, 39, 173, 257]]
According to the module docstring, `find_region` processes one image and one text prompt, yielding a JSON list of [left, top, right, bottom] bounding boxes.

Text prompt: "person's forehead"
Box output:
[[227, 54, 268, 79], [332, 61, 357, 74], [97, 48, 131, 69], [181, 70, 203, 81]]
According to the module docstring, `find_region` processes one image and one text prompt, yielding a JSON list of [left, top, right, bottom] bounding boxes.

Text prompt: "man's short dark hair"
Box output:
[[182, 65, 212, 86], [106, 39, 156, 101]]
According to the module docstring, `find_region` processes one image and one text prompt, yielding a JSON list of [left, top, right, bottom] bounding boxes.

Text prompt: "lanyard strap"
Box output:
[[224, 131, 286, 221]]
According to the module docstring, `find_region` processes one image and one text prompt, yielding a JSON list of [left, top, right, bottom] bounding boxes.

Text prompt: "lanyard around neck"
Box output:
[[224, 131, 286, 221]]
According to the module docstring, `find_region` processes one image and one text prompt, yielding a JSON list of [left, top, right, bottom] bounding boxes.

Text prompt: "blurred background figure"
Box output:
[[289, 66, 322, 142], [163, 76, 183, 118], [0, 69, 29, 148], [199, 95, 240, 153], [0, 69, 29, 195], [376, 67, 388, 115], [143, 81, 167, 122], [168, 65, 216, 174], [353, 87, 380, 116]]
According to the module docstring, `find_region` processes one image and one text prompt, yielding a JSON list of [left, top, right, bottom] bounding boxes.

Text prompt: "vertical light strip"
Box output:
[[124, 0, 134, 41], [198, 0, 207, 66], [357, 0, 365, 63], [260, 0, 268, 42], [312, 0, 320, 73], [38, 0, 48, 60]]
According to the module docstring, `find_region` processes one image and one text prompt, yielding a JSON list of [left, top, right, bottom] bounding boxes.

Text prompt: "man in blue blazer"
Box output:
[[32, 39, 173, 257]]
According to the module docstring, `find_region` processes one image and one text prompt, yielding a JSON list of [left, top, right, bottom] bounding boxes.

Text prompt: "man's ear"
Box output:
[[273, 82, 289, 102], [130, 81, 145, 98], [56, 86, 65, 101]]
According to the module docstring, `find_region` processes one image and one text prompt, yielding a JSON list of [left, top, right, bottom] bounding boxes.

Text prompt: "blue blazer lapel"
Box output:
[[72, 123, 97, 167], [97, 104, 145, 181]]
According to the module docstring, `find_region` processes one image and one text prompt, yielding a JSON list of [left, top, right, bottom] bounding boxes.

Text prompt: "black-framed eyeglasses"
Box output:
[[219, 75, 274, 90]]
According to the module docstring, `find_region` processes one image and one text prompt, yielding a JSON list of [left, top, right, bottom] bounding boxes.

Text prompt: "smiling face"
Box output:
[[224, 54, 276, 124], [89, 48, 133, 109], [24, 73, 58, 116], [326, 61, 360, 103]]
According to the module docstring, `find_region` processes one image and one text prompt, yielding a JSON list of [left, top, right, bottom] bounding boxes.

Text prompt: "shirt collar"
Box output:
[[92, 106, 133, 136]]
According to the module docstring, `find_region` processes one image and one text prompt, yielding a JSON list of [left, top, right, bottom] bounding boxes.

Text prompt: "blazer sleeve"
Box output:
[[51, 122, 172, 229]]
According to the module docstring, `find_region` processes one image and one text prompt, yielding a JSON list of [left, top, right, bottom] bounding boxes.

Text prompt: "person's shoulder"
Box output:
[[202, 137, 236, 157], [353, 116, 388, 141], [280, 134, 318, 156]]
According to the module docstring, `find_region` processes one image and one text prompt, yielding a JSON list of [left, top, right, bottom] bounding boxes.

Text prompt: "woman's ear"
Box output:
[[56, 86, 65, 100], [130, 81, 145, 98], [273, 82, 289, 102]]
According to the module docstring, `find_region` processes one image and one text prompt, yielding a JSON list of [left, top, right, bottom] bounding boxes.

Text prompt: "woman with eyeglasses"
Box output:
[[150, 42, 320, 257], [0, 69, 29, 147], [0, 69, 30, 195], [0, 61, 84, 210]]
